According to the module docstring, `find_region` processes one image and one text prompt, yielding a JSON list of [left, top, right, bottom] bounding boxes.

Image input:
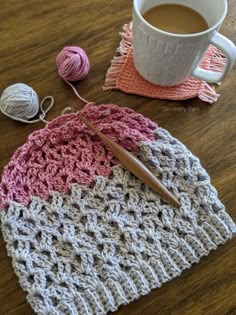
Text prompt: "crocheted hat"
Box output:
[[103, 23, 226, 104], [0, 104, 235, 315]]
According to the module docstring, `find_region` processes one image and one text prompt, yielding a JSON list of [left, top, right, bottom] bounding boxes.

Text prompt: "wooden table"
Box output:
[[0, 0, 235, 314]]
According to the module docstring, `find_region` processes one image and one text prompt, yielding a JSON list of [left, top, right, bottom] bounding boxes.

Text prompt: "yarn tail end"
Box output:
[[103, 22, 133, 91]]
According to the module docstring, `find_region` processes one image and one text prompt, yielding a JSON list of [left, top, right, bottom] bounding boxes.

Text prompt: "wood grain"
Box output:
[[0, 0, 235, 314]]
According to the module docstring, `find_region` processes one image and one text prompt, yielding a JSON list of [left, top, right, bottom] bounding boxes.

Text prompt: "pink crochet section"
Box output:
[[103, 23, 226, 104], [0, 104, 156, 209]]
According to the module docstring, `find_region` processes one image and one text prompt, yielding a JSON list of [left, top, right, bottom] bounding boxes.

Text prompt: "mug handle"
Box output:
[[192, 32, 236, 83]]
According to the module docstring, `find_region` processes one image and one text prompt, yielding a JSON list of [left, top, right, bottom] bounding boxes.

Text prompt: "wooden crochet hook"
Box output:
[[80, 115, 180, 208]]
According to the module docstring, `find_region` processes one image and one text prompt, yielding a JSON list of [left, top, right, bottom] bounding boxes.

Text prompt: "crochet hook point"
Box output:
[[80, 115, 181, 208]]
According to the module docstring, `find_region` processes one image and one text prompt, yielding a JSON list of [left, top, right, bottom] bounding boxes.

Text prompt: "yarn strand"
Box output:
[[38, 96, 55, 124], [65, 80, 91, 105]]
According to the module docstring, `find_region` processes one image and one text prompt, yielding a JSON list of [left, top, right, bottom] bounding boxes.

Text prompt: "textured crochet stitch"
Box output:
[[0, 104, 235, 315], [103, 23, 227, 104]]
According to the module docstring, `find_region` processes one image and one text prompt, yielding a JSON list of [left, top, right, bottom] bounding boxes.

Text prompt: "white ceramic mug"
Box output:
[[133, 0, 236, 86]]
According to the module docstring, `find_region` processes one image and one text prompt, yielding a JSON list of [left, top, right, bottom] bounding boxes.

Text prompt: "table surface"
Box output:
[[0, 0, 235, 314]]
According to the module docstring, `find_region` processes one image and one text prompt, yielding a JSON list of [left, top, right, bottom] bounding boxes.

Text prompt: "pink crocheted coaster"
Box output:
[[103, 23, 226, 104]]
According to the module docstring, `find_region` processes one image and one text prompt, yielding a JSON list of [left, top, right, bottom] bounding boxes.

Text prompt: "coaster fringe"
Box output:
[[198, 48, 226, 104], [103, 23, 132, 91], [199, 82, 220, 104], [208, 49, 227, 73]]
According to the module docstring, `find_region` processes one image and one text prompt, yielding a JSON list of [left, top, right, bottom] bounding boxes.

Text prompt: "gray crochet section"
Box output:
[[1, 128, 235, 315]]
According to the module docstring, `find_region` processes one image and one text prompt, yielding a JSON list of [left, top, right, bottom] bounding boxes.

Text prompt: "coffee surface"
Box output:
[[142, 4, 208, 34]]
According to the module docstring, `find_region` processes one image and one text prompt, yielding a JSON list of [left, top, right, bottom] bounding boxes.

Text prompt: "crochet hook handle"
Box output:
[[80, 115, 180, 208]]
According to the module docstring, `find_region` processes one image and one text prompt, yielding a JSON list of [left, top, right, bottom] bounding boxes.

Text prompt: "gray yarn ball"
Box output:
[[0, 83, 39, 121]]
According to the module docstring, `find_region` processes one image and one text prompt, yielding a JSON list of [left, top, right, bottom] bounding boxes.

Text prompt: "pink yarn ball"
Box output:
[[56, 46, 90, 81]]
